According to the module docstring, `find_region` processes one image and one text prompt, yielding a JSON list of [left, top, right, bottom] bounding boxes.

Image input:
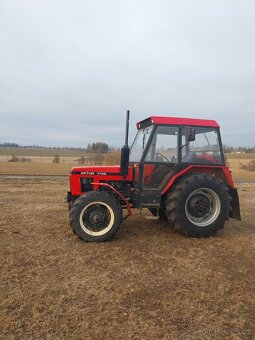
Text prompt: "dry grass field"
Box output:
[[0, 153, 254, 180], [0, 166, 255, 338]]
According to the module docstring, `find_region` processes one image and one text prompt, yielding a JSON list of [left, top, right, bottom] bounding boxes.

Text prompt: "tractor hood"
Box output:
[[70, 165, 133, 181]]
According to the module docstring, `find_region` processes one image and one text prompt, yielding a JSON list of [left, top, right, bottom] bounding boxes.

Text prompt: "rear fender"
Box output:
[[161, 165, 235, 195], [161, 165, 241, 221]]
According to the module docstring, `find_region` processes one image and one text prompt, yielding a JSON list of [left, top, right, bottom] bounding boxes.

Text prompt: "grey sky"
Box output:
[[0, 0, 254, 147]]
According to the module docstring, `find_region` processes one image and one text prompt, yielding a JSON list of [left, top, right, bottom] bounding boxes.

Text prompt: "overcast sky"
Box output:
[[0, 0, 254, 147]]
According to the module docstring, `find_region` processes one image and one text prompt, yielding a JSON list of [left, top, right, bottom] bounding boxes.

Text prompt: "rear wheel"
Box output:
[[165, 174, 231, 237], [70, 191, 122, 242]]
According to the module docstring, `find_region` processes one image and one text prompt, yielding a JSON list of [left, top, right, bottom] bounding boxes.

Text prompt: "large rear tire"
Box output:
[[165, 174, 231, 237], [70, 191, 122, 242]]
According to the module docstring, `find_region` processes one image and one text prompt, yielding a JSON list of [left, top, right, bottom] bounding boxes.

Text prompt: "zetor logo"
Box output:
[[80, 171, 107, 176]]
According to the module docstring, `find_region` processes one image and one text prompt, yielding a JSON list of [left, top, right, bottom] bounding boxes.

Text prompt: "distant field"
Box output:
[[0, 150, 254, 180], [0, 147, 88, 157], [224, 154, 255, 181], [1, 149, 254, 160], [0, 155, 82, 164], [0, 157, 254, 180], [0, 162, 72, 175], [225, 153, 255, 159]]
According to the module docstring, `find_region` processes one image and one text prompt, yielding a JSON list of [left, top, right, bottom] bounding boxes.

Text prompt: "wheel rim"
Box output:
[[79, 202, 114, 236], [185, 188, 221, 227]]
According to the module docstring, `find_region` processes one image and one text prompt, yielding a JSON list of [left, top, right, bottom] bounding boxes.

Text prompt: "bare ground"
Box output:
[[0, 177, 254, 339]]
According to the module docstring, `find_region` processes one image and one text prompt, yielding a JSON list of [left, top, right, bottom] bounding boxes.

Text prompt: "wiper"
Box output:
[[204, 133, 210, 147]]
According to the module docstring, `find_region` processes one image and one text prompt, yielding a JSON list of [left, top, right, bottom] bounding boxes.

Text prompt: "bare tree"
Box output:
[[53, 154, 60, 163]]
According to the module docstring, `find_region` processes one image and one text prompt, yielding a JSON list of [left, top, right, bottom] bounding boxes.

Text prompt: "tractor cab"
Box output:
[[128, 116, 225, 207], [67, 112, 240, 243]]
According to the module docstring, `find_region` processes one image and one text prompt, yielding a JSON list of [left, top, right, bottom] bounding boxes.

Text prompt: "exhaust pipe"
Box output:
[[120, 110, 130, 176], [124, 110, 130, 147]]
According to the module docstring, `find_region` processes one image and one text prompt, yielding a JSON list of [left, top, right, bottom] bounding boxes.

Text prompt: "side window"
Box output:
[[145, 126, 178, 163], [182, 127, 223, 164]]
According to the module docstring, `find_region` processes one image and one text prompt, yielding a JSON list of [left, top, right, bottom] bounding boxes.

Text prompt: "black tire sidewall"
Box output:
[[70, 191, 122, 242], [170, 174, 230, 237]]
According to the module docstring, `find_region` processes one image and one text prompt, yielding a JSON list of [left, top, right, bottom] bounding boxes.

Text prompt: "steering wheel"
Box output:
[[155, 152, 170, 162]]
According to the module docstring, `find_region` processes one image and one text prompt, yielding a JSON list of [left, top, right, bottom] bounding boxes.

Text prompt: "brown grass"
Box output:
[[104, 151, 121, 165], [225, 153, 255, 160], [239, 160, 255, 172], [226, 159, 255, 181], [0, 177, 254, 339], [0, 161, 72, 176]]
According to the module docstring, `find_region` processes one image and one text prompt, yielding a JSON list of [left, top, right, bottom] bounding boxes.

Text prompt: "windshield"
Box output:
[[129, 126, 153, 162]]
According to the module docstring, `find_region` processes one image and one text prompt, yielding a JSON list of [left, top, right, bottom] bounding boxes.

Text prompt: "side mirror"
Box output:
[[186, 127, 196, 142]]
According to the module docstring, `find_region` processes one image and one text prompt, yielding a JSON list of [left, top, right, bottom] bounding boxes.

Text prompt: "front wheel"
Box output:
[[165, 174, 232, 237], [69, 191, 122, 242]]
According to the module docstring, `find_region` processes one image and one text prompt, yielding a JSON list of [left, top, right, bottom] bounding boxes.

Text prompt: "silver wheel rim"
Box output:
[[185, 188, 221, 227], [79, 202, 114, 236]]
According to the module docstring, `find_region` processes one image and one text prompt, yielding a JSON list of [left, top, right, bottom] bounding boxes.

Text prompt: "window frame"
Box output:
[[138, 125, 180, 191], [179, 126, 225, 165], [129, 125, 154, 163], [129, 124, 225, 166], [144, 125, 180, 164]]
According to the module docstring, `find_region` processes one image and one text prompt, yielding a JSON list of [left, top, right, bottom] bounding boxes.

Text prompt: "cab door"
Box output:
[[140, 126, 179, 207]]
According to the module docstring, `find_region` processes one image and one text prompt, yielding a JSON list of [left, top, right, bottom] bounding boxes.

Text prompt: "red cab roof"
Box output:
[[137, 116, 220, 129]]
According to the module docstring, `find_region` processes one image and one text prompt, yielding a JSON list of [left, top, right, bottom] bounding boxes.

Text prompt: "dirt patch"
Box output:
[[0, 177, 254, 339]]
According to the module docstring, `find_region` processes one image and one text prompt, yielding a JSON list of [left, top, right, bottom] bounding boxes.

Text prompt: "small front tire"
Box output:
[[69, 191, 122, 242]]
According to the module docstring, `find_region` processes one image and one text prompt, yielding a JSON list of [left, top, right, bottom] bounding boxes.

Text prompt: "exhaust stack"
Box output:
[[124, 110, 130, 147], [120, 110, 130, 176]]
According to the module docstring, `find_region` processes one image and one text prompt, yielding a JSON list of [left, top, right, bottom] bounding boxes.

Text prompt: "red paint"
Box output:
[[193, 154, 220, 164], [222, 167, 235, 188], [69, 165, 133, 196], [143, 164, 155, 186], [71, 165, 132, 177], [161, 165, 235, 195], [137, 116, 220, 129]]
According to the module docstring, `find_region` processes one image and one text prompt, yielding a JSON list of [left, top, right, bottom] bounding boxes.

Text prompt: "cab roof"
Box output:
[[137, 116, 220, 129]]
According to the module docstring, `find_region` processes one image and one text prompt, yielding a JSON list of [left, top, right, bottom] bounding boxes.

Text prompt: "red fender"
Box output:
[[161, 165, 235, 195]]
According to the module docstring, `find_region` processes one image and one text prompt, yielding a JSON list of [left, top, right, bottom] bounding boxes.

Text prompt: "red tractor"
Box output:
[[67, 111, 240, 242]]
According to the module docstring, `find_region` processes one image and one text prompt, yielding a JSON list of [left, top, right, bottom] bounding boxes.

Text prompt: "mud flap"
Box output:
[[229, 187, 241, 221]]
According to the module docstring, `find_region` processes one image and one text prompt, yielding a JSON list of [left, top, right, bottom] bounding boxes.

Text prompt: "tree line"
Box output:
[[1, 142, 254, 153], [223, 146, 255, 153], [0, 142, 111, 152], [86, 143, 109, 153]]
